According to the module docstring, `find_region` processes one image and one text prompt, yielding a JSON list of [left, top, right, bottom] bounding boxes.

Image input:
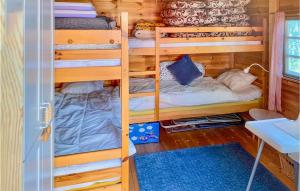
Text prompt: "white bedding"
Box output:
[[126, 77, 262, 111]]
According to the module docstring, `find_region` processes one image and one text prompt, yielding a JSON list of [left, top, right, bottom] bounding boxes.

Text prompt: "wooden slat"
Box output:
[[55, 49, 121, 60], [129, 45, 264, 56], [54, 167, 121, 188], [55, 30, 121, 45], [129, 92, 155, 98], [129, 48, 155, 55], [160, 36, 264, 44], [159, 45, 265, 55], [120, 12, 130, 191], [54, 148, 121, 168], [129, 100, 262, 124], [158, 27, 264, 33], [55, 66, 121, 82], [129, 71, 156, 76]]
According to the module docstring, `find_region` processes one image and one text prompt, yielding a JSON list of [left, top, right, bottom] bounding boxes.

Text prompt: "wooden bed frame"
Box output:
[[54, 12, 129, 191], [54, 13, 267, 190], [129, 19, 268, 124]]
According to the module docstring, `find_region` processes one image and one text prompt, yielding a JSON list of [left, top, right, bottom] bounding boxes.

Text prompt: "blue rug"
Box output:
[[134, 143, 289, 191]]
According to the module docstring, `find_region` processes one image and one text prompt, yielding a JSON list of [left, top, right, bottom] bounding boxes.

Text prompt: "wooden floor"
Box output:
[[129, 114, 296, 191]]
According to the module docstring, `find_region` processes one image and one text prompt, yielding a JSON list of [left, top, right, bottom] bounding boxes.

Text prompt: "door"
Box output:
[[23, 0, 53, 190]]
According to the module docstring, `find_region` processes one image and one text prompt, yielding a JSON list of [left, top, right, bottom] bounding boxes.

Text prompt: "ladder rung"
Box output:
[[129, 71, 156, 76], [129, 92, 155, 98]]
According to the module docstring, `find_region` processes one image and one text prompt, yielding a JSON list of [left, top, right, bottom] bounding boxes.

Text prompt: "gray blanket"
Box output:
[[55, 16, 116, 30], [54, 88, 122, 156]]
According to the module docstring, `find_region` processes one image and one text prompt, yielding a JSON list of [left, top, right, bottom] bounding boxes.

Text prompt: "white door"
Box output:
[[24, 0, 53, 190]]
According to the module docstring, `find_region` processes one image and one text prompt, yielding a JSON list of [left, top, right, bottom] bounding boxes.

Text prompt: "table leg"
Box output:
[[246, 141, 265, 191]]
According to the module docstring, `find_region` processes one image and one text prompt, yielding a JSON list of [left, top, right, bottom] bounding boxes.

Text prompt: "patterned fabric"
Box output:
[[206, 0, 251, 8], [163, 0, 206, 9], [161, 9, 206, 18], [207, 7, 246, 16], [163, 16, 219, 26], [220, 14, 250, 23]]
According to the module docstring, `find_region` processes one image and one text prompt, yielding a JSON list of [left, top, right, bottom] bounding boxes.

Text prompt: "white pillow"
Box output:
[[217, 69, 257, 91], [61, 81, 104, 94], [160, 61, 205, 81]]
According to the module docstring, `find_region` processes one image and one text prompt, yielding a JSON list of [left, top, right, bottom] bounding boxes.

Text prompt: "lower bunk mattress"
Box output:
[[54, 87, 136, 190], [55, 87, 136, 157], [127, 77, 262, 111]]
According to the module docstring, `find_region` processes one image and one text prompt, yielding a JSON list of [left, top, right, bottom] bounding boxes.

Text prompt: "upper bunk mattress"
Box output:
[[54, 87, 136, 157], [55, 37, 262, 50], [124, 77, 262, 111]]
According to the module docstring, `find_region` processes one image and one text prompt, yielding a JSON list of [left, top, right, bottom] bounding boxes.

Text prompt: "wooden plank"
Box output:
[[54, 167, 121, 188], [55, 66, 121, 82], [158, 26, 264, 33], [129, 92, 155, 98], [129, 45, 265, 56], [55, 49, 121, 60], [160, 36, 264, 44], [129, 100, 262, 124], [129, 48, 155, 55], [129, 71, 156, 76], [120, 12, 130, 191], [54, 148, 121, 168], [159, 45, 265, 55], [55, 30, 121, 45], [155, 28, 160, 122], [1, 2, 23, 191]]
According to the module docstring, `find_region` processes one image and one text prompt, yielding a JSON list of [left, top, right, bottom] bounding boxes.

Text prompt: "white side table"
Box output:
[[249, 108, 284, 120], [245, 118, 300, 191]]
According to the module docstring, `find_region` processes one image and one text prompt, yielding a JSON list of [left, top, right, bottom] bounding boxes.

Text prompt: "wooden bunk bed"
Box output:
[[54, 12, 130, 191], [129, 19, 268, 124]]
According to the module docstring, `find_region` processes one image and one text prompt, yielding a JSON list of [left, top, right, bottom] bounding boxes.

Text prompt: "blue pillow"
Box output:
[[166, 55, 202, 85]]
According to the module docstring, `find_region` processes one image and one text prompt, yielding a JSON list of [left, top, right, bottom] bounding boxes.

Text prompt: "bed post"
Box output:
[[155, 27, 161, 122], [262, 17, 268, 109], [121, 12, 129, 191]]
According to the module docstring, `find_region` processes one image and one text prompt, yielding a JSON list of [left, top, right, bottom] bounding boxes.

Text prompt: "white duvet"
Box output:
[[124, 77, 262, 111]]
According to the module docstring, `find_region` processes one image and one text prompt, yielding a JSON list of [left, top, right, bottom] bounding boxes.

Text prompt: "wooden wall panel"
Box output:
[[279, 0, 300, 17], [92, 0, 267, 77], [281, 79, 299, 119], [0, 0, 24, 191], [278, 0, 299, 119], [92, 0, 163, 32]]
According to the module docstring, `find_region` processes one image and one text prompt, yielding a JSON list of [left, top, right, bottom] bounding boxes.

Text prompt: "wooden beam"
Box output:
[[120, 12, 129, 191], [129, 71, 156, 76], [158, 27, 264, 33], [55, 66, 122, 82], [160, 36, 264, 44], [54, 167, 121, 188], [55, 30, 122, 45], [54, 148, 121, 168], [55, 49, 121, 60], [129, 100, 262, 124], [129, 92, 155, 98]]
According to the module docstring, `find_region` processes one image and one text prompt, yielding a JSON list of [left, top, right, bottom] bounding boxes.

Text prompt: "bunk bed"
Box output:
[[128, 19, 268, 124], [54, 12, 131, 191]]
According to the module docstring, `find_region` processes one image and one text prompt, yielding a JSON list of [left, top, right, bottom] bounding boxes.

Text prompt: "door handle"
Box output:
[[40, 103, 53, 129]]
